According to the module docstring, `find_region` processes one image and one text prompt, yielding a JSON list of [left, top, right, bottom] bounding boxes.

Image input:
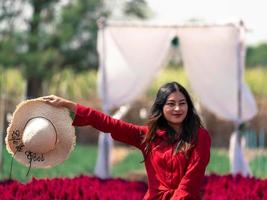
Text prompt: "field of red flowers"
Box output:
[[0, 174, 267, 199], [203, 174, 267, 199]]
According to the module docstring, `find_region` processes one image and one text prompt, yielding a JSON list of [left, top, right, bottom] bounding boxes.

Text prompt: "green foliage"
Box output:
[[1, 68, 25, 99], [20, 48, 61, 79], [0, 0, 150, 97], [0, 35, 19, 67], [246, 43, 267, 67], [45, 68, 97, 100], [245, 66, 267, 97], [146, 66, 190, 99], [124, 0, 151, 19], [1, 65, 267, 102], [52, 0, 106, 70]]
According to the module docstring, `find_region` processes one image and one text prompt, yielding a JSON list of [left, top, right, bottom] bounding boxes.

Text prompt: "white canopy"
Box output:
[[97, 20, 257, 122]]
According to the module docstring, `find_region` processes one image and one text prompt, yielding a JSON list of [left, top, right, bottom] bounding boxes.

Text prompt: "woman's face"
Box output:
[[163, 91, 188, 129]]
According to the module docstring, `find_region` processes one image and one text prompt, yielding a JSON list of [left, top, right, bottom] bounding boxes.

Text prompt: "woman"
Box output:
[[42, 82, 211, 200]]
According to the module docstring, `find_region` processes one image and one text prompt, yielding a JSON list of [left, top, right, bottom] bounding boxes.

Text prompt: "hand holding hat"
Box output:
[[41, 95, 76, 112], [5, 97, 76, 169]]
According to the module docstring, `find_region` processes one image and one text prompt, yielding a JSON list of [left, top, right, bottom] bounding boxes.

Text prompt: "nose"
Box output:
[[174, 105, 180, 111]]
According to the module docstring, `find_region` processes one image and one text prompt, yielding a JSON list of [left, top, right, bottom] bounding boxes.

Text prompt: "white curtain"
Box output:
[[178, 25, 257, 122], [97, 25, 176, 109], [97, 23, 257, 121]]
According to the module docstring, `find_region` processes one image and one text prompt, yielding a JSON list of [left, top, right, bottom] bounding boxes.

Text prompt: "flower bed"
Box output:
[[0, 176, 147, 200], [202, 174, 267, 200], [1, 174, 267, 199]]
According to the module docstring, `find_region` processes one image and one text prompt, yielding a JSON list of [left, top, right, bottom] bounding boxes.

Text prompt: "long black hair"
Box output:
[[144, 82, 203, 155]]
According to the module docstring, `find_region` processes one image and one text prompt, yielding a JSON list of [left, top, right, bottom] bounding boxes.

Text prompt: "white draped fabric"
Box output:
[[97, 26, 176, 109], [95, 21, 258, 178], [97, 22, 257, 122], [178, 26, 257, 122], [94, 132, 113, 178], [229, 131, 251, 176]]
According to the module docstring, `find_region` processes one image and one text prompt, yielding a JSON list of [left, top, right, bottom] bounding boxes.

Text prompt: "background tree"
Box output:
[[246, 43, 267, 67], [0, 0, 150, 98]]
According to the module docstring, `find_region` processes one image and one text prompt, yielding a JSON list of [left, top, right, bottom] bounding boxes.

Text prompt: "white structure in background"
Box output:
[[95, 19, 258, 178], [229, 131, 251, 176]]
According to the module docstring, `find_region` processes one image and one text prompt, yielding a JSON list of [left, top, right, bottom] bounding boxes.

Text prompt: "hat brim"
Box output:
[[5, 99, 76, 168]]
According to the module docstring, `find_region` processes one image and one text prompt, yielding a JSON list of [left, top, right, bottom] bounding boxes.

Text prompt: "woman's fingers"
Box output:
[[38, 95, 76, 112], [39, 95, 75, 111], [42, 95, 56, 100], [40, 95, 60, 106]]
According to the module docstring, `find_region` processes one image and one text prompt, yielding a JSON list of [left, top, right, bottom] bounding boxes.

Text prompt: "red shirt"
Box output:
[[72, 104, 211, 200]]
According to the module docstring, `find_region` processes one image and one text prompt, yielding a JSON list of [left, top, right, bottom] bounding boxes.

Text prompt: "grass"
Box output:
[[249, 154, 267, 178], [206, 149, 230, 175]]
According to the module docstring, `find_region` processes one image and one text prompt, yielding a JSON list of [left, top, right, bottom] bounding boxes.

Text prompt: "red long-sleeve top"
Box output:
[[72, 104, 211, 200]]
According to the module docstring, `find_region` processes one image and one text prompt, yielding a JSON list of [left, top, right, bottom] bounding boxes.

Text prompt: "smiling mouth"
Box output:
[[172, 114, 183, 117]]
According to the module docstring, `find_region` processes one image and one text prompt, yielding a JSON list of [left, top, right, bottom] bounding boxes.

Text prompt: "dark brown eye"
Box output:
[[165, 102, 176, 107]]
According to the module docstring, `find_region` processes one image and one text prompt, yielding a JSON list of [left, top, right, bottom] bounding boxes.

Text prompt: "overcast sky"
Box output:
[[146, 0, 267, 45]]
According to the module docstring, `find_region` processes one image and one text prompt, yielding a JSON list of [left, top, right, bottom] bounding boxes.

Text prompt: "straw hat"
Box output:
[[5, 98, 76, 168]]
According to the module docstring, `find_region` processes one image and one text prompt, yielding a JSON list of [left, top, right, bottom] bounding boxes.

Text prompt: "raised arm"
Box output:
[[41, 95, 146, 149]]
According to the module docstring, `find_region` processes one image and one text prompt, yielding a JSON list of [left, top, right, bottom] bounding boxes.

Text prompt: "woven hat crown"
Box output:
[[22, 117, 57, 153]]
